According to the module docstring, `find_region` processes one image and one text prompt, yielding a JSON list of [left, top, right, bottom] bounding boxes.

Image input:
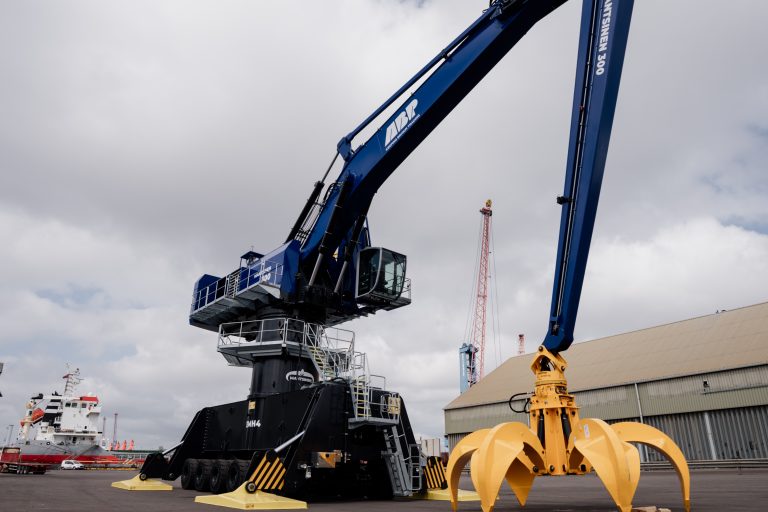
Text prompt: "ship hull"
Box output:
[[1, 440, 121, 465], [8, 366, 127, 467]]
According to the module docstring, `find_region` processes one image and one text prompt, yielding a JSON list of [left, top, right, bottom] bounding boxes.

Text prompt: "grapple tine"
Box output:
[[470, 425, 525, 512], [455, 422, 546, 512], [504, 459, 536, 507], [489, 422, 544, 507], [446, 428, 490, 511], [570, 418, 640, 512], [612, 421, 691, 512]]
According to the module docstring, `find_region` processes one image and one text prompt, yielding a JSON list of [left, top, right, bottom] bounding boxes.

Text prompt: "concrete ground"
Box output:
[[1, 468, 766, 511]]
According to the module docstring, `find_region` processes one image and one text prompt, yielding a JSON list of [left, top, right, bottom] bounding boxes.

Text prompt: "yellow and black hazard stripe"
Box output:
[[424, 456, 447, 490], [247, 450, 286, 491]]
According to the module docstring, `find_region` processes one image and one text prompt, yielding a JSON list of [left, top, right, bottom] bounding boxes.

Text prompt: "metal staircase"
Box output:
[[381, 421, 422, 497], [300, 326, 393, 427], [349, 352, 371, 420], [303, 322, 353, 382], [305, 344, 335, 381]]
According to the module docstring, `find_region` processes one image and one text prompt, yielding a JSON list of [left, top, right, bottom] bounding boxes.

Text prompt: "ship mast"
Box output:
[[62, 365, 82, 396]]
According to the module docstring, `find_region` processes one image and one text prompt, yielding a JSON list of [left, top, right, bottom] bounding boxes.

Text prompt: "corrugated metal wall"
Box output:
[[622, 406, 768, 461], [447, 433, 464, 453], [577, 384, 639, 420], [708, 406, 768, 460], [638, 414, 712, 461], [638, 365, 768, 417]]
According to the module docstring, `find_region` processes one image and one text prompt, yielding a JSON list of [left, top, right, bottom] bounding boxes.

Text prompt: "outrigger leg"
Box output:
[[112, 450, 174, 491], [194, 449, 307, 510]]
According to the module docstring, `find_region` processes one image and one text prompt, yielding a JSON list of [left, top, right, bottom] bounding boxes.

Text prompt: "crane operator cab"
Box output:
[[355, 247, 410, 308]]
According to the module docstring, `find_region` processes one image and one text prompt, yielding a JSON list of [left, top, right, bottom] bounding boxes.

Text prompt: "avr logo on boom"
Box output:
[[384, 99, 419, 149]]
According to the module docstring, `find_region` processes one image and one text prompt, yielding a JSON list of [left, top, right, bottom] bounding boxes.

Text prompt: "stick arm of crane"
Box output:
[[543, 0, 634, 353]]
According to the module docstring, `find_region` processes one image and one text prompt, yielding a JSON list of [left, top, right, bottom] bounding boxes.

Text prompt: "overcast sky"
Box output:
[[1, 0, 767, 450]]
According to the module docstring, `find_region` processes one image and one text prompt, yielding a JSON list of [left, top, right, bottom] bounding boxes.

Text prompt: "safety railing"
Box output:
[[218, 318, 348, 348], [217, 318, 355, 377], [304, 322, 355, 380], [369, 374, 387, 390], [407, 442, 423, 493], [190, 261, 284, 314], [215, 318, 396, 424], [348, 352, 371, 420], [238, 260, 284, 292], [349, 358, 401, 425], [190, 271, 237, 313]]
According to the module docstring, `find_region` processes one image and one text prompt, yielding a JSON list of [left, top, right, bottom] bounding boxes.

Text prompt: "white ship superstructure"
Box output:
[[4, 366, 118, 464]]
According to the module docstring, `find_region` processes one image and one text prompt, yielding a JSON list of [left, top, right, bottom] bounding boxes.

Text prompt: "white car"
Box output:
[[60, 460, 85, 470]]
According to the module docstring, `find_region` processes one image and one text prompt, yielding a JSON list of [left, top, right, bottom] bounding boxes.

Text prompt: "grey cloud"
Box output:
[[1, 0, 767, 446]]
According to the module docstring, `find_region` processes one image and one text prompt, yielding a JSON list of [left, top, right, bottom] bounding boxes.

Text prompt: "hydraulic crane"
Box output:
[[117, 1, 690, 510]]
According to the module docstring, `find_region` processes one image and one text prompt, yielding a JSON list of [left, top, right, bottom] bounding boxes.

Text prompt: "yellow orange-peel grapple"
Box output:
[[447, 346, 691, 512]]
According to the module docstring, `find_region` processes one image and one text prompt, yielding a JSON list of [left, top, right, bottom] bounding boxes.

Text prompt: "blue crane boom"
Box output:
[[190, 0, 634, 357], [544, 0, 634, 352]]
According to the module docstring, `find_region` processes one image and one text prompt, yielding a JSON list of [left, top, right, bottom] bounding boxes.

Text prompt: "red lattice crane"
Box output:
[[460, 199, 493, 392], [472, 199, 493, 381]]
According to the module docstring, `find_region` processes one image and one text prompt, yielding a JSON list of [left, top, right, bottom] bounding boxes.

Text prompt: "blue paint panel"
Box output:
[[192, 274, 222, 312], [280, 241, 300, 296], [458, 343, 476, 394], [235, 241, 301, 297]]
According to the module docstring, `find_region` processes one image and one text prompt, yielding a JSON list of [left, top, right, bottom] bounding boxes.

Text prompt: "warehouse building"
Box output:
[[444, 302, 768, 462]]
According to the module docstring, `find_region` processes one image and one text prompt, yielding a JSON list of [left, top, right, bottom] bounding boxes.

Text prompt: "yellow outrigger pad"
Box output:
[[111, 474, 173, 491], [418, 488, 481, 502], [194, 483, 307, 510]]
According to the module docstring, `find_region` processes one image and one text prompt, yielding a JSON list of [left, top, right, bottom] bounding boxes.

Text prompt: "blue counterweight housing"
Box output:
[[237, 243, 300, 298], [190, 241, 302, 331], [189, 230, 410, 330]]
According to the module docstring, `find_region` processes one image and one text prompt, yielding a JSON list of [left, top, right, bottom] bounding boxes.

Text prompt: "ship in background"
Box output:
[[1, 366, 122, 465]]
